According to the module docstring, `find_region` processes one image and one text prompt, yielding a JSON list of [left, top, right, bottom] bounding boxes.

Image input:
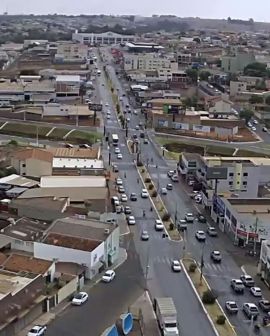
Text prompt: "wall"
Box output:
[[25, 158, 52, 177], [230, 81, 247, 97], [11, 237, 34, 253], [57, 275, 78, 304], [104, 226, 120, 265], [34, 241, 104, 279]]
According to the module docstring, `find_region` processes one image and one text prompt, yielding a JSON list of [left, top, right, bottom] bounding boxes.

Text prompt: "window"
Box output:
[[22, 163, 26, 167], [243, 172, 248, 177], [243, 181, 247, 186], [229, 172, 234, 177], [229, 181, 233, 185]]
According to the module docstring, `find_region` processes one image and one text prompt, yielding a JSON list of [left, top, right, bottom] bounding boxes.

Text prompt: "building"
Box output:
[[125, 42, 164, 53], [221, 49, 255, 73], [55, 42, 88, 62], [55, 75, 80, 99], [72, 31, 136, 45], [179, 155, 270, 208], [259, 240, 270, 286], [123, 53, 177, 73], [177, 53, 192, 67], [34, 217, 120, 279], [229, 81, 248, 97], [208, 97, 236, 119], [212, 197, 270, 247]]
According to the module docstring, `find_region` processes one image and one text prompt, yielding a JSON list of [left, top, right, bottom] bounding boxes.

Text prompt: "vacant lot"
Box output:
[[0, 123, 51, 138]]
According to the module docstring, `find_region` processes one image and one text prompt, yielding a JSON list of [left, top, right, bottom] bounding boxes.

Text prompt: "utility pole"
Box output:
[[174, 202, 178, 228], [253, 217, 258, 256], [145, 244, 150, 292], [36, 126, 39, 146], [200, 242, 205, 285]]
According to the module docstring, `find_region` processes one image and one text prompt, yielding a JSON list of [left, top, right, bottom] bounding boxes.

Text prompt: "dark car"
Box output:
[[130, 193, 137, 201], [259, 299, 270, 312], [198, 214, 207, 223]]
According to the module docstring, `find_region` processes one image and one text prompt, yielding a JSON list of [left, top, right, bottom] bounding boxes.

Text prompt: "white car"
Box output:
[[250, 287, 262, 297], [105, 103, 109, 107], [106, 114, 111, 119], [102, 270, 115, 283], [155, 219, 164, 231], [72, 292, 88, 305], [114, 147, 120, 154], [195, 230, 206, 242], [117, 153, 123, 160], [121, 194, 128, 202], [135, 125, 140, 130], [133, 110, 138, 115], [161, 187, 167, 195], [116, 177, 123, 185], [112, 196, 120, 206], [141, 189, 149, 198], [185, 213, 194, 222], [171, 174, 179, 182], [251, 126, 256, 131], [253, 119, 258, 125], [127, 215, 136, 225], [28, 326, 47, 336], [171, 260, 181, 272]]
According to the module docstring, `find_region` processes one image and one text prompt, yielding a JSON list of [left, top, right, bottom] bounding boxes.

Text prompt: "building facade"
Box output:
[[72, 31, 136, 45]]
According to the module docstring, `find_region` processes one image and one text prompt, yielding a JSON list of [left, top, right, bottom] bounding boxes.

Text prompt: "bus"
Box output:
[[112, 134, 119, 146]]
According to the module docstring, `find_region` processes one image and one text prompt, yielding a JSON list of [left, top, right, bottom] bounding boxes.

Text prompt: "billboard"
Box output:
[[206, 167, 227, 180], [88, 103, 103, 111]]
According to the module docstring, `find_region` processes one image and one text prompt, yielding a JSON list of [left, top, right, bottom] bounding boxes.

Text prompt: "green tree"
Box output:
[[186, 69, 198, 84], [244, 62, 268, 77], [249, 95, 264, 104], [199, 71, 211, 81], [239, 108, 254, 123]]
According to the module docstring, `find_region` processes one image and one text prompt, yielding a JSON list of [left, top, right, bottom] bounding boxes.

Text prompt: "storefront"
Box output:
[[259, 240, 270, 287]]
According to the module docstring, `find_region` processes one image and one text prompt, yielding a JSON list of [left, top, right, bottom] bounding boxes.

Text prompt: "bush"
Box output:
[[145, 177, 151, 183], [189, 263, 197, 273], [216, 315, 226, 325], [151, 190, 157, 197], [202, 290, 216, 305], [141, 168, 145, 173], [169, 222, 174, 230], [148, 183, 154, 190], [162, 213, 171, 221], [137, 161, 143, 167]]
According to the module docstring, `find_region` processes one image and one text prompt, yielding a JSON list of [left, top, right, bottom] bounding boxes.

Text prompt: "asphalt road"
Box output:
[[99, 49, 217, 336], [46, 240, 145, 336], [100, 47, 269, 336]]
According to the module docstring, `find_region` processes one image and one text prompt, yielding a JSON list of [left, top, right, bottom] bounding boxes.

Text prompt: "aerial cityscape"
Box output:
[[1, 5, 270, 336]]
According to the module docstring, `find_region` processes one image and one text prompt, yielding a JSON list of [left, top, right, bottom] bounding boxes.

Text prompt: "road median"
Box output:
[[181, 258, 237, 336]]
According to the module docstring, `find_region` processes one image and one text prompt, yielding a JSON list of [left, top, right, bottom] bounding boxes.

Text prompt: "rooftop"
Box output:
[[55, 75, 80, 82], [203, 156, 270, 167], [0, 174, 39, 188], [11, 197, 68, 213], [50, 217, 116, 241], [52, 158, 104, 169], [18, 186, 107, 202], [40, 176, 106, 188], [43, 232, 101, 252], [0, 271, 35, 300], [2, 254, 53, 275], [1, 217, 51, 242], [13, 148, 53, 163], [48, 147, 99, 159]]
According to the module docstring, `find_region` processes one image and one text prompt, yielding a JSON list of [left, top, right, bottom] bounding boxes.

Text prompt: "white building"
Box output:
[[55, 42, 88, 62], [55, 75, 80, 98], [40, 176, 106, 188], [72, 31, 136, 45], [259, 240, 270, 285]]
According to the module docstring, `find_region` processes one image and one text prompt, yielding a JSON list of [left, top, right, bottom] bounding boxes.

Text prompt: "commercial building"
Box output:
[[221, 49, 255, 73], [125, 42, 164, 53], [259, 240, 270, 286], [34, 217, 120, 279], [55, 75, 80, 98], [229, 81, 248, 97], [211, 197, 270, 247], [177, 53, 192, 66], [72, 31, 136, 45], [55, 42, 88, 62]]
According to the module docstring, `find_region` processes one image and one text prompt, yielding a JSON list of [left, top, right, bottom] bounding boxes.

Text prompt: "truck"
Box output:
[[153, 297, 179, 336]]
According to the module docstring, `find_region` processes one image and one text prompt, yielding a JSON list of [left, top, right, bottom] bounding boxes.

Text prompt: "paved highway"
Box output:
[[101, 47, 269, 336]]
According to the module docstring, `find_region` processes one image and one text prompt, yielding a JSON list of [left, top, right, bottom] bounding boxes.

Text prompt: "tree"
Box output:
[[186, 69, 198, 84], [239, 108, 254, 123], [249, 95, 264, 104], [244, 62, 268, 77], [199, 71, 211, 81], [182, 96, 198, 108]]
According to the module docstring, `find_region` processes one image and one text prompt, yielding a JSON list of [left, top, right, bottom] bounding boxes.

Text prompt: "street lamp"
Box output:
[[200, 242, 206, 285]]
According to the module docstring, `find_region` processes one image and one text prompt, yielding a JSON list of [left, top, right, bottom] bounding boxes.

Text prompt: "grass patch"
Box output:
[[48, 128, 70, 139], [67, 130, 101, 145], [0, 123, 51, 138], [236, 149, 270, 158], [183, 259, 236, 336]]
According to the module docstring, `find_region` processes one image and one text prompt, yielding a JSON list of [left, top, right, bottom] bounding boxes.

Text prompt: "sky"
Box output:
[[1, 0, 270, 22]]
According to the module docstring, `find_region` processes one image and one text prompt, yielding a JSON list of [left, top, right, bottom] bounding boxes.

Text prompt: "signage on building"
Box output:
[[88, 103, 103, 111], [206, 167, 228, 180]]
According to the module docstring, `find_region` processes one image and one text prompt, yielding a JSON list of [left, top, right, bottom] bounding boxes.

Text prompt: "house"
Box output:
[[221, 49, 255, 73], [55, 75, 80, 99], [0, 174, 39, 199], [34, 217, 120, 279], [55, 42, 88, 62]]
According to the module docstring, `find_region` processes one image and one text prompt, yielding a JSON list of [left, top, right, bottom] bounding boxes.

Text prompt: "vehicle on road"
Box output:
[[143, 138, 149, 144], [153, 297, 179, 336], [118, 186, 125, 193], [211, 250, 222, 263], [135, 125, 139, 130], [130, 192, 137, 201], [65, 143, 74, 148], [242, 303, 259, 320], [121, 194, 128, 202], [141, 189, 149, 198], [195, 230, 206, 242], [251, 126, 256, 131], [207, 227, 218, 237], [116, 177, 122, 185], [225, 301, 239, 314], [127, 216, 136, 225], [79, 143, 91, 149], [178, 219, 187, 231], [124, 206, 131, 215], [171, 260, 181, 272], [117, 153, 123, 160], [112, 164, 119, 172], [155, 219, 164, 231], [262, 126, 268, 132], [240, 274, 255, 287], [250, 287, 262, 297], [106, 114, 111, 119], [197, 214, 206, 223], [231, 279, 244, 293], [28, 325, 47, 336], [167, 170, 175, 178], [188, 179, 195, 186], [259, 299, 270, 312], [141, 230, 149, 241], [171, 174, 179, 182], [166, 183, 173, 190], [112, 133, 119, 146], [112, 196, 120, 206], [115, 205, 122, 214], [161, 187, 167, 195], [102, 270, 115, 283], [185, 213, 194, 222], [114, 147, 120, 154], [72, 292, 88, 305]]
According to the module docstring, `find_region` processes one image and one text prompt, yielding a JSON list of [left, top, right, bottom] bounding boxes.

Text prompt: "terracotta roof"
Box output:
[[0, 253, 7, 265], [3, 253, 52, 274], [13, 148, 53, 163], [44, 232, 101, 252], [48, 147, 99, 159]]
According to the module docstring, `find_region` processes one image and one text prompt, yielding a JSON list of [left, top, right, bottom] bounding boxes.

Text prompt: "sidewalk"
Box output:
[[129, 292, 160, 336], [17, 248, 127, 336]]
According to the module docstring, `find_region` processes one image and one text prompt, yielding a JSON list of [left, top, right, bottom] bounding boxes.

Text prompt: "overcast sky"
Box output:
[[1, 0, 270, 22]]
